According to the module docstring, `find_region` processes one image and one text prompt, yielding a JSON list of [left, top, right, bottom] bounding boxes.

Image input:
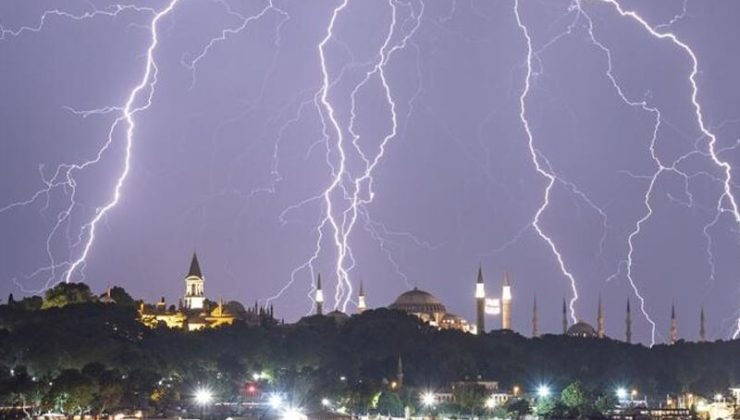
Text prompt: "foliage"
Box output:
[[108, 286, 135, 307], [452, 382, 487, 415], [594, 392, 617, 413], [376, 391, 404, 417], [533, 397, 558, 418], [1, 288, 740, 416], [42, 282, 94, 309], [560, 380, 590, 418], [503, 398, 530, 419]]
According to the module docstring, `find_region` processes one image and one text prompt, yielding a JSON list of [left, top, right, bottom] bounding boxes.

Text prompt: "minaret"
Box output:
[[597, 295, 605, 339], [669, 303, 678, 345], [475, 266, 485, 334], [396, 355, 404, 388], [532, 294, 539, 338], [315, 274, 324, 315], [626, 299, 632, 344], [501, 272, 512, 330], [184, 252, 205, 310], [699, 306, 706, 342], [357, 281, 367, 314], [562, 298, 568, 334]]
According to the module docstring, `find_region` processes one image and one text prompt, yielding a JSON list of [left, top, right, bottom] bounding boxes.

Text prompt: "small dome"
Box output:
[[567, 322, 598, 338], [389, 288, 447, 314], [326, 310, 350, 322]]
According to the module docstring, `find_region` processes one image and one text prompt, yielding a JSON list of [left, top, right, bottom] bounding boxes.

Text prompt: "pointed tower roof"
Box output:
[[503, 271, 511, 286], [359, 280, 365, 296], [477, 265, 484, 284], [625, 297, 632, 344], [671, 303, 676, 319], [316, 273, 322, 290], [188, 252, 202, 278], [532, 294, 539, 338]]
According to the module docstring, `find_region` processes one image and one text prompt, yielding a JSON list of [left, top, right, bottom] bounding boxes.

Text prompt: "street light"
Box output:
[[616, 388, 628, 401], [421, 392, 435, 407], [269, 393, 284, 410], [485, 396, 497, 409], [512, 386, 520, 396], [195, 388, 213, 405], [281, 408, 306, 420], [537, 385, 551, 399], [194, 388, 213, 419], [321, 398, 331, 407]]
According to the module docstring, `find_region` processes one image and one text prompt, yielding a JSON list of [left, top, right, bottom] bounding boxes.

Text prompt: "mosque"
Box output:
[[311, 266, 513, 335], [311, 267, 702, 344], [139, 253, 703, 344]]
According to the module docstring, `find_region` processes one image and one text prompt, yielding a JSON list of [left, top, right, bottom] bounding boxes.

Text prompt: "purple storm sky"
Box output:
[[2, 0, 740, 345]]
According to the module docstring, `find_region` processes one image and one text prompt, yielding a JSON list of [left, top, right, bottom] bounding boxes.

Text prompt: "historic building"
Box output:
[[388, 287, 475, 333], [138, 253, 272, 331], [309, 266, 698, 344]]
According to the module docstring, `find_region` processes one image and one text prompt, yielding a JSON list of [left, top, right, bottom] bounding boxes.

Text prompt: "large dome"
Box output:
[[566, 322, 598, 338], [389, 288, 447, 314]]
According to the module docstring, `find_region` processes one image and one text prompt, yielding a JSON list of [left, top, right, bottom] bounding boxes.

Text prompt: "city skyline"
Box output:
[[126, 251, 711, 345], [3, 0, 740, 345]]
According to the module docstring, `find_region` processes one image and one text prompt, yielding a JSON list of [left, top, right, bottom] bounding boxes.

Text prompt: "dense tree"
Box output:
[[503, 398, 531, 419], [452, 382, 487, 416], [108, 286, 135, 307], [376, 391, 404, 417], [1, 291, 740, 417], [560, 381, 590, 418], [42, 282, 94, 308]]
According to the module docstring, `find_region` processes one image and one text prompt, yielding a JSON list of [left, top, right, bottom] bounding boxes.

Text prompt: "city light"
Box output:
[[269, 393, 284, 409], [513, 385, 520, 396], [715, 393, 723, 402], [321, 398, 330, 407], [616, 387, 628, 400], [421, 391, 435, 407], [537, 385, 551, 398], [485, 396, 497, 409], [194, 388, 213, 405], [253, 371, 270, 381], [281, 408, 306, 420]]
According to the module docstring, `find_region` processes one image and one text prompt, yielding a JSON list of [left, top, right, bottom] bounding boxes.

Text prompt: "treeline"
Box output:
[[0, 283, 739, 416]]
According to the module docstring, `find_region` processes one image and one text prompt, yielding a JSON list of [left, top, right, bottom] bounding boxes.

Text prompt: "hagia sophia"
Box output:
[[137, 254, 706, 344]]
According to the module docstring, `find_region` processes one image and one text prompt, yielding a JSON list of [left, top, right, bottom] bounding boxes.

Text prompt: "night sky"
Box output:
[[2, 0, 740, 345]]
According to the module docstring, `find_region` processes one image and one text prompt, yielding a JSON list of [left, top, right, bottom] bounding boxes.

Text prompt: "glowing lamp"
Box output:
[[421, 392, 435, 407], [194, 388, 213, 405], [269, 393, 284, 409]]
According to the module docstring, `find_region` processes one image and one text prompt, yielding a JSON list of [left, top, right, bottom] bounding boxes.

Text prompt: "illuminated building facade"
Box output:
[[138, 253, 239, 331], [388, 288, 474, 333]]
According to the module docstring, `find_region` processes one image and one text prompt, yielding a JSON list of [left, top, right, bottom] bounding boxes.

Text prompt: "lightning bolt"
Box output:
[[0, 1, 181, 291], [514, 0, 580, 324], [0, 5, 156, 40], [598, 0, 740, 341], [267, 0, 425, 312], [181, 0, 288, 89], [337, 0, 425, 310]]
